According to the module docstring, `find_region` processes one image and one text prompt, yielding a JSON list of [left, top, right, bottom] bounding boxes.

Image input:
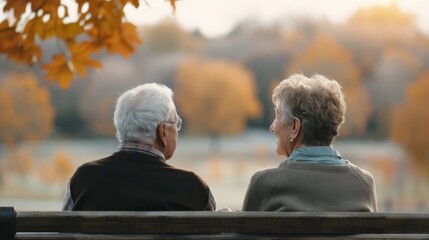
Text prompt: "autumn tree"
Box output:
[[370, 47, 421, 136], [176, 58, 261, 139], [335, 2, 429, 138], [39, 150, 75, 184], [241, 47, 289, 128], [2, 148, 34, 177], [391, 70, 429, 175], [52, 151, 75, 183], [142, 18, 203, 54], [342, 2, 418, 80], [0, 72, 55, 146], [0, 72, 54, 176], [78, 58, 139, 137], [348, 2, 416, 42], [285, 33, 371, 137], [0, 0, 175, 88]]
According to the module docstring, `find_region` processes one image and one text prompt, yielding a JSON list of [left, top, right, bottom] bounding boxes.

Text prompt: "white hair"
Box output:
[[113, 83, 176, 143]]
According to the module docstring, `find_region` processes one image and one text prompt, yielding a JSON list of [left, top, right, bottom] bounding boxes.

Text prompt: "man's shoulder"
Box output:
[[80, 155, 113, 166], [159, 163, 210, 190], [73, 154, 117, 175], [167, 165, 207, 183]]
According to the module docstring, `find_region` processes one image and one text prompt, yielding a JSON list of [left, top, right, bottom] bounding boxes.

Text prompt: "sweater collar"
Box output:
[[116, 141, 166, 161], [288, 146, 346, 166]]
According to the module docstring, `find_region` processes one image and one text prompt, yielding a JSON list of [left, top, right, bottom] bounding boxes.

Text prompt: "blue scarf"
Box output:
[[288, 146, 347, 166]]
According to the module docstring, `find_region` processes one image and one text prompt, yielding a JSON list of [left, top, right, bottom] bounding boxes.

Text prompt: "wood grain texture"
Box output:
[[15, 212, 429, 234], [14, 233, 429, 240]]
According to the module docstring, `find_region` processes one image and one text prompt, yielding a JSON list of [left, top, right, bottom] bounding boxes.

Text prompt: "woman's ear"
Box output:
[[291, 117, 301, 138]]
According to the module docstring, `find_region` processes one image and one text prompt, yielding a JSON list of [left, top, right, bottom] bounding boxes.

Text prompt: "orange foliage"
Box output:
[[38, 150, 75, 183], [286, 34, 371, 137], [4, 148, 33, 175], [16, 150, 33, 175], [370, 47, 421, 135], [341, 2, 420, 81], [391, 70, 429, 174], [0, 88, 15, 144], [176, 58, 261, 135], [78, 67, 136, 136], [281, 30, 308, 53], [346, 2, 417, 46], [370, 155, 396, 184], [79, 86, 116, 136], [381, 48, 420, 72], [0, 0, 175, 88], [142, 18, 203, 53], [0, 73, 55, 145], [269, 79, 281, 120], [349, 2, 414, 25], [53, 151, 75, 182]]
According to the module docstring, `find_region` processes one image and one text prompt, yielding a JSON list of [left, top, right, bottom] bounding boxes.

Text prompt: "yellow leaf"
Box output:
[[23, 17, 43, 40], [95, 2, 123, 36], [122, 22, 142, 45], [105, 23, 141, 57], [9, 39, 42, 65], [24, 17, 56, 40], [71, 57, 102, 78], [29, 0, 46, 12], [57, 22, 84, 40], [131, 0, 139, 8], [4, 0, 29, 18], [0, 21, 19, 51], [43, 55, 74, 89], [84, 28, 105, 52], [68, 40, 100, 55], [76, 0, 88, 12], [68, 41, 102, 78], [170, 0, 176, 13], [117, 0, 137, 8], [0, 19, 9, 31], [18, 1, 60, 40], [41, 0, 61, 18]]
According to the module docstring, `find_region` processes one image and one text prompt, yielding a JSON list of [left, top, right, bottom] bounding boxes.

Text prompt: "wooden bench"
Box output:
[[1, 207, 429, 239]]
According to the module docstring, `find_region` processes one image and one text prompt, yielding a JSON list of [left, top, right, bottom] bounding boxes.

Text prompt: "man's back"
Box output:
[[68, 150, 215, 211]]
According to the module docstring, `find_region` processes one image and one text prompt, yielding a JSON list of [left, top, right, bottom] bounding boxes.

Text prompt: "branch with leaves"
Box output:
[[0, 0, 176, 88]]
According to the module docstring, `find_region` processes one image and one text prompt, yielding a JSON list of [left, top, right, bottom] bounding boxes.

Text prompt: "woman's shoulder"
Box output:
[[249, 162, 288, 185], [346, 161, 376, 183]]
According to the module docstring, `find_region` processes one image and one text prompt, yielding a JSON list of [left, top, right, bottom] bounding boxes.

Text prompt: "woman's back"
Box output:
[[242, 160, 377, 212]]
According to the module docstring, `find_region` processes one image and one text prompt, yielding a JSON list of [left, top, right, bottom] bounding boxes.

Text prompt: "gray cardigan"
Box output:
[[242, 159, 377, 212]]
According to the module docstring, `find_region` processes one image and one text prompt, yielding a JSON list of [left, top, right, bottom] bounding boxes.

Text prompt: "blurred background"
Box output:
[[1, 0, 429, 211]]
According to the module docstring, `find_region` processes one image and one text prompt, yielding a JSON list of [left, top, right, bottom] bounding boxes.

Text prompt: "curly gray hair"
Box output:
[[272, 74, 346, 145]]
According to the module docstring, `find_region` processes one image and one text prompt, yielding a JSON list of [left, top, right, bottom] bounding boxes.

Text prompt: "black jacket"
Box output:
[[69, 151, 215, 211]]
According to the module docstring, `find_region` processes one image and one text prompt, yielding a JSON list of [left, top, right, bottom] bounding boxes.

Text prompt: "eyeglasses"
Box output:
[[165, 117, 182, 131]]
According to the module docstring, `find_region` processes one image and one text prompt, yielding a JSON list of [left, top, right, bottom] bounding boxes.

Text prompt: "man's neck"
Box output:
[[117, 141, 165, 160]]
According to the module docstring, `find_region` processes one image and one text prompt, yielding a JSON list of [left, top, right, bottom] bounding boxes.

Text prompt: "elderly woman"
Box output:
[[242, 74, 377, 212], [63, 83, 216, 211]]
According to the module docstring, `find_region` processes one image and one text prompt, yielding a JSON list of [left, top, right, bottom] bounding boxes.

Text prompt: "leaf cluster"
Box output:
[[0, 0, 175, 88]]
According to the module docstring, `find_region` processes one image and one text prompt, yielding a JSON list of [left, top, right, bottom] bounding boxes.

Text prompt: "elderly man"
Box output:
[[63, 83, 216, 211]]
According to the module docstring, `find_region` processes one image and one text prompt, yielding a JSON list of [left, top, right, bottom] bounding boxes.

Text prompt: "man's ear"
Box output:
[[156, 123, 168, 147]]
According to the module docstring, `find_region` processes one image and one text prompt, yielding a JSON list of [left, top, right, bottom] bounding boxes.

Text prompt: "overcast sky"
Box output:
[[125, 0, 429, 38]]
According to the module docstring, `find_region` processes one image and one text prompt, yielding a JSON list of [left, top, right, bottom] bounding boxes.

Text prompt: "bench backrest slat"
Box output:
[[15, 211, 429, 235], [14, 233, 429, 240]]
